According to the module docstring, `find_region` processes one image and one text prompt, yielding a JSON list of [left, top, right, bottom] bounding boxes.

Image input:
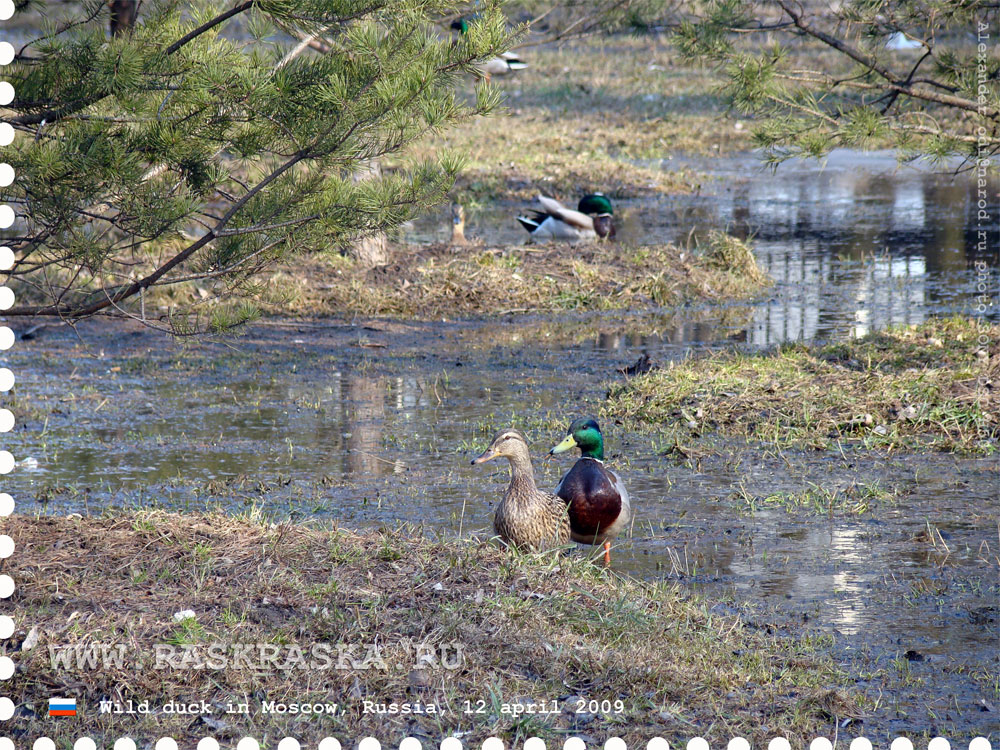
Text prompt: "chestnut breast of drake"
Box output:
[[555, 457, 630, 545]]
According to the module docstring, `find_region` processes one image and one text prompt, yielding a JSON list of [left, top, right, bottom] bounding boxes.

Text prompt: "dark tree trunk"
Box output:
[[109, 0, 137, 36]]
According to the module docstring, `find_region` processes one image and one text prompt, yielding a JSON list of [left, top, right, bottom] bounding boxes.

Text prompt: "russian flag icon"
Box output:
[[48, 697, 77, 717]]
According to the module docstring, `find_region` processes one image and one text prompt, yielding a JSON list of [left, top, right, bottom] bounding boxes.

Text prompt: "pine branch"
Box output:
[[11, 1, 258, 128], [4, 0, 512, 329], [774, 0, 998, 119], [164, 1, 257, 54]]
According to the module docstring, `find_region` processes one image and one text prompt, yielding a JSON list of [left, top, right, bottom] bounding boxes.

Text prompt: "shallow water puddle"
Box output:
[[6, 152, 999, 737]]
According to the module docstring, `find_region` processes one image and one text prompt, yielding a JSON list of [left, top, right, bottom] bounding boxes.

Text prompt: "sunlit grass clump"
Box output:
[[733, 479, 900, 516], [273, 233, 769, 318], [606, 318, 999, 454]]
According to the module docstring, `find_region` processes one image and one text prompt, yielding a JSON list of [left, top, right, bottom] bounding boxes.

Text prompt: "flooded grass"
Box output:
[[732, 479, 901, 516], [606, 318, 1000, 454], [9, 511, 850, 744], [270, 231, 769, 318]]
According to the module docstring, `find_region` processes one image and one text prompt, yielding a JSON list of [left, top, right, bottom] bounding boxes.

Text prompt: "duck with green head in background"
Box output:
[[451, 18, 527, 81], [549, 417, 631, 564], [517, 194, 615, 241]]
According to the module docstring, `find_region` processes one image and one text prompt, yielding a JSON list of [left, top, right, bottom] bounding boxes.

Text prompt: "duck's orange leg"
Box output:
[[603, 540, 611, 565]]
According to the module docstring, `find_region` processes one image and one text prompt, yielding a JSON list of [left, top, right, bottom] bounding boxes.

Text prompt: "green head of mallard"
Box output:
[[577, 194, 614, 239], [549, 417, 605, 460]]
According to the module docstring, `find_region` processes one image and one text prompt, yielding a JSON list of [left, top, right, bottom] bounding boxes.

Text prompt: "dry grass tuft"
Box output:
[[701, 230, 771, 287], [7, 512, 850, 744], [270, 236, 770, 318], [605, 318, 1000, 454]]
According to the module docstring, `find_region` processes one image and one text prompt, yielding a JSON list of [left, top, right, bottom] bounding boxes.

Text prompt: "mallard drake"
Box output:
[[472, 428, 571, 551], [516, 194, 615, 241], [451, 19, 527, 81], [549, 417, 631, 564]]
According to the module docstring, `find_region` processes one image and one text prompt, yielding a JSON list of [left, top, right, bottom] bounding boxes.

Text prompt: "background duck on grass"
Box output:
[[450, 202, 469, 246], [517, 194, 615, 241], [451, 18, 527, 82]]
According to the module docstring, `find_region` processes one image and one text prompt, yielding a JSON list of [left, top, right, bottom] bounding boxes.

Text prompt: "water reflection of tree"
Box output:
[[346, 374, 388, 478], [740, 165, 1000, 344]]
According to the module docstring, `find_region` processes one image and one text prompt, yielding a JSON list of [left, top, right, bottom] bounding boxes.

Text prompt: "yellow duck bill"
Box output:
[[549, 434, 577, 455]]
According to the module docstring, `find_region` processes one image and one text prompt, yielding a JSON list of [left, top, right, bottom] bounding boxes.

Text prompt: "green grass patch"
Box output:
[[605, 318, 999, 454], [733, 480, 900, 516]]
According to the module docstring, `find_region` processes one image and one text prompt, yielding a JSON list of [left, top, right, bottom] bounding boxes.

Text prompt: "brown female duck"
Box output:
[[472, 429, 571, 551]]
